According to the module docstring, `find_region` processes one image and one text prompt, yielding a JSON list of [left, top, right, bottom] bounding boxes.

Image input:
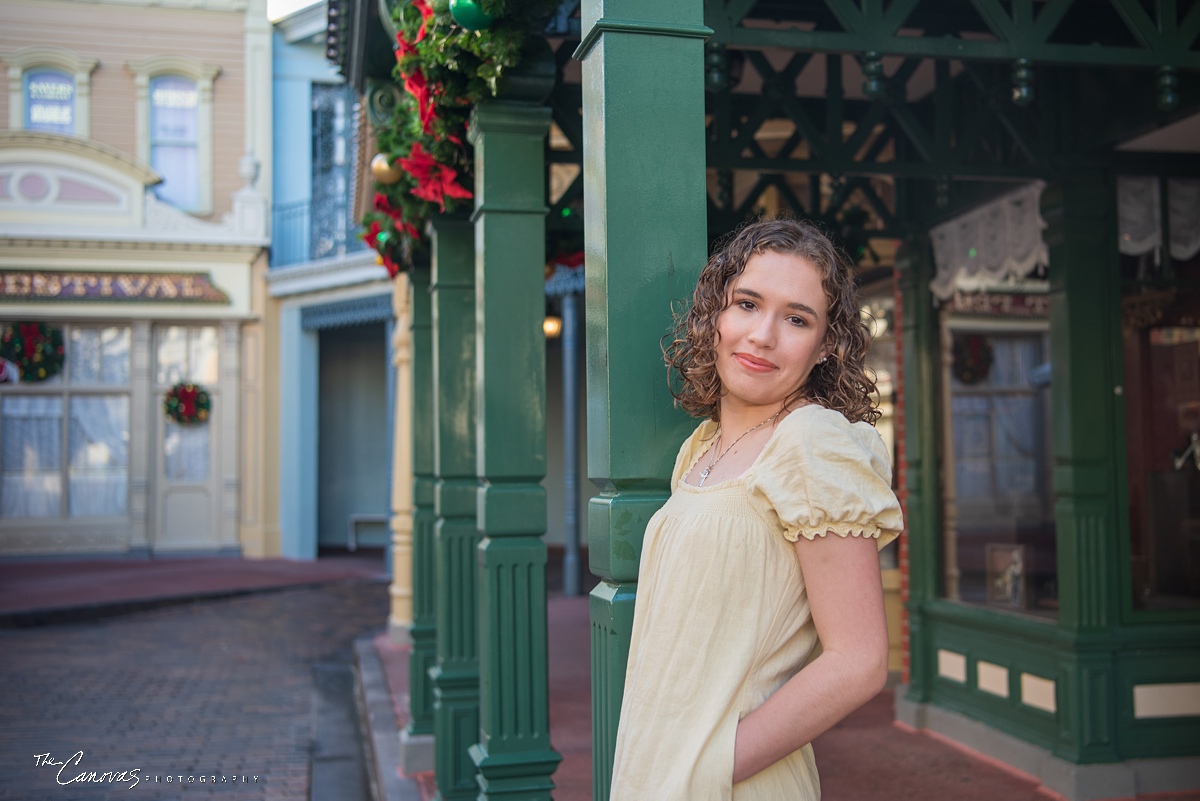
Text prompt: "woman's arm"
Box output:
[[732, 533, 890, 784]]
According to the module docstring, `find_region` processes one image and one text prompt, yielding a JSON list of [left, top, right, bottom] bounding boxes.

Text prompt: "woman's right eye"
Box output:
[[737, 300, 756, 311]]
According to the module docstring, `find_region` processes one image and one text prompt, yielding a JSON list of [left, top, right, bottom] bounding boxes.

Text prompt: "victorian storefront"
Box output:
[[0, 0, 274, 558]]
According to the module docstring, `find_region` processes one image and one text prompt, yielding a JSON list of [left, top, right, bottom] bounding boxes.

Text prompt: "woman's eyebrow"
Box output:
[[732, 287, 818, 317]]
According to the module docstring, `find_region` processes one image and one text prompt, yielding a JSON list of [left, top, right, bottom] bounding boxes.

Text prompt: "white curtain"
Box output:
[[1118, 177, 1200, 262], [930, 183, 1049, 302], [1, 396, 63, 517], [164, 419, 209, 483], [68, 395, 129, 516]]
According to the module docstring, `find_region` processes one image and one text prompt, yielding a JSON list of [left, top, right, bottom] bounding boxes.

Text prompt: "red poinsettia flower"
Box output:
[[403, 69, 438, 134], [363, 219, 383, 249], [399, 220, 420, 240], [374, 192, 402, 221], [398, 143, 473, 212], [382, 251, 402, 278], [411, 0, 433, 42]]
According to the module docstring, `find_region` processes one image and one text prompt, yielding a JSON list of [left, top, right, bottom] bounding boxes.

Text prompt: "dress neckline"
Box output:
[[678, 404, 816, 492]]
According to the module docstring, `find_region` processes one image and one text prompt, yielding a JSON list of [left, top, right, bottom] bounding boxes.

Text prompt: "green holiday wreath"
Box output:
[[0, 321, 66, 382], [164, 382, 212, 425]]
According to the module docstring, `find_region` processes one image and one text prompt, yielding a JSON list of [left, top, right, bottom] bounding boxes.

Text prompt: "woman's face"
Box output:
[[714, 249, 831, 418]]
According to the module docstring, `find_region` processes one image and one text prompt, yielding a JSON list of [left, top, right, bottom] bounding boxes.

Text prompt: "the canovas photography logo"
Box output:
[[34, 751, 260, 790]]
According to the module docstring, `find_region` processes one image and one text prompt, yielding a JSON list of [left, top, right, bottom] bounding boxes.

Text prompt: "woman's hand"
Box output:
[[732, 532, 889, 784]]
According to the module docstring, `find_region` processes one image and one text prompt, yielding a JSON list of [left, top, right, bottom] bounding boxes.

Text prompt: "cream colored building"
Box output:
[[0, 0, 279, 558]]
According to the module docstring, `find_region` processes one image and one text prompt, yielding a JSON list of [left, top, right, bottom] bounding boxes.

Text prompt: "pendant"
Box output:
[[698, 467, 710, 486]]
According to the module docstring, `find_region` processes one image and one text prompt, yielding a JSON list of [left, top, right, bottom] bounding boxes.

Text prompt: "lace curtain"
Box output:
[[931, 178, 1200, 302], [930, 183, 1049, 302], [1117, 177, 1200, 262], [0, 394, 128, 517]]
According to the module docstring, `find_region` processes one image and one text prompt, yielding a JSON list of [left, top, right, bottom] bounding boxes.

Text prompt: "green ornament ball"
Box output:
[[376, 229, 393, 250], [449, 0, 493, 30]]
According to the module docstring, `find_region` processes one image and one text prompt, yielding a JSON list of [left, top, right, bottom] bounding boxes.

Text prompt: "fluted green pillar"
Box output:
[[429, 217, 482, 800], [1042, 168, 1124, 763], [575, 3, 710, 798], [467, 97, 562, 800], [406, 265, 437, 753]]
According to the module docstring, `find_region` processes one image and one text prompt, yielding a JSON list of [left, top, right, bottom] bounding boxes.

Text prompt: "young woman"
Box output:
[[609, 218, 904, 800]]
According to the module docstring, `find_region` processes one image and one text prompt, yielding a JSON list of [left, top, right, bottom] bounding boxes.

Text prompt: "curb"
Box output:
[[354, 636, 423, 801], [0, 577, 387, 629]]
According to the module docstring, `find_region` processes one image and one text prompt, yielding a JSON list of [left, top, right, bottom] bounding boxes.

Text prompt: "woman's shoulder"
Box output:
[[762, 404, 891, 479]]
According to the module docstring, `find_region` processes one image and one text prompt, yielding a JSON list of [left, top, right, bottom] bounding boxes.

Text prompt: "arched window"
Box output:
[[149, 75, 199, 210], [1, 45, 97, 137], [126, 54, 219, 216], [24, 68, 75, 134]]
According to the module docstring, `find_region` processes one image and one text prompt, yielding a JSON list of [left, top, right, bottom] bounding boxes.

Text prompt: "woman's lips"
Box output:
[[734, 352, 776, 372]]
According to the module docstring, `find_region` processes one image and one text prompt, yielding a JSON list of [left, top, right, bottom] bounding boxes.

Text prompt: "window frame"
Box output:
[[0, 322, 133, 521], [1, 45, 98, 138], [126, 54, 220, 216]]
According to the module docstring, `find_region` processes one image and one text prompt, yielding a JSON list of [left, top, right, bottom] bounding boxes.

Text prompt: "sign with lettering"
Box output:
[[949, 291, 1049, 318], [0, 271, 231, 304]]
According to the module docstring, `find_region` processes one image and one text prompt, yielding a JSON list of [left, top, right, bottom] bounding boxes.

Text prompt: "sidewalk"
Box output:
[[5, 555, 1198, 801]]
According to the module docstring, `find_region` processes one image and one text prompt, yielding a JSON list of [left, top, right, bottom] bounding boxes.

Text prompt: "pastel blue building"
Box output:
[[269, 1, 393, 561]]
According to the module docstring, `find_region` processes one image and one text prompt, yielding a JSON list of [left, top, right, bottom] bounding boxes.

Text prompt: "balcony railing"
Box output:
[[271, 195, 366, 268]]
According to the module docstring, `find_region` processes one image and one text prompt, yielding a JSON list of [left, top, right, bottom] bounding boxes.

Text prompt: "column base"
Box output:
[[895, 687, 1200, 801], [399, 729, 434, 775], [388, 618, 412, 646], [430, 666, 481, 801], [469, 743, 562, 801]]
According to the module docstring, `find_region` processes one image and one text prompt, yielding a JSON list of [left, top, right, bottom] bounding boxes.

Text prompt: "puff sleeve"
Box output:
[[747, 405, 903, 549]]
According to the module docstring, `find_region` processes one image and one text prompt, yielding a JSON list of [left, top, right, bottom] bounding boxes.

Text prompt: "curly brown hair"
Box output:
[[663, 217, 880, 425]]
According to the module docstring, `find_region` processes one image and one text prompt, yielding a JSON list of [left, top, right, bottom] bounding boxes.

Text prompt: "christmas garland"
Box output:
[[0, 321, 66, 382], [164, 382, 212, 425], [362, 0, 559, 276], [952, 333, 994, 385]]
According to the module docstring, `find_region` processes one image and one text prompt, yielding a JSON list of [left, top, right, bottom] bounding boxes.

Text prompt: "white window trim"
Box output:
[[0, 45, 98, 138], [126, 54, 221, 216]]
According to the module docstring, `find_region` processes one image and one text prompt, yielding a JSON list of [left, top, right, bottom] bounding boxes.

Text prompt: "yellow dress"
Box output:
[[609, 404, 904, 801]]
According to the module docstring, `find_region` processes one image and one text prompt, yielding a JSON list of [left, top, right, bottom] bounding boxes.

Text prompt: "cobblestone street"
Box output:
[[0, 579, 390, 801]]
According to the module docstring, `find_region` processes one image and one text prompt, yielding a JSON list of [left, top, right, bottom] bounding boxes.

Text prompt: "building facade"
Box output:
[[0, 0, 275, 557]]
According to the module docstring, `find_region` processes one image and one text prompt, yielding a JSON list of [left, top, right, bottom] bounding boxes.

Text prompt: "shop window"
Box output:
[[1122, 262, 1200, 611], [149, 75, 200, 211], [23, 68, 74, 135], [942, 325, 1057, 616], [155, 325, 217, 484], [0, 325, 131, 519]]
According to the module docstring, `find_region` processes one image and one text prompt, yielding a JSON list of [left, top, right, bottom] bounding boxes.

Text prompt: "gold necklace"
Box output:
[[697, 411, 782, 487]]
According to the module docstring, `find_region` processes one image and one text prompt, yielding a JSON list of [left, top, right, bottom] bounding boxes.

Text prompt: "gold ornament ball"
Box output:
[[371, 153, 402, 185]]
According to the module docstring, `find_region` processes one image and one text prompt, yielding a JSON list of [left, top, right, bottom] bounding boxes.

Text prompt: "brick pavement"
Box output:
[[0, 579, 390, 801]]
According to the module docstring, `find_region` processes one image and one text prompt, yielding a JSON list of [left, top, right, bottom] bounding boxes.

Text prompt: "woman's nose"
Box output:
[[747, 315, 775, 347]]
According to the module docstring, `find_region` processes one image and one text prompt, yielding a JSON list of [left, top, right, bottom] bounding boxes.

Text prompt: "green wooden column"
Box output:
[[429, 216, 482, 800], [467, 97, 562, 801], [406, 265, 438, 753], [575, 3, 710, 797], [896, 235, 941, 704], [1042, 168, 1124, 764]]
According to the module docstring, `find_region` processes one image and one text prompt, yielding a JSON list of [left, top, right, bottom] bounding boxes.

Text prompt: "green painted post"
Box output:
[[1041, 169, 1124, 763], [429, 216, 482, 800], [896, 235, 941, 704], [407, 265, 438, 747], [575, 3, 711, 797], [467, 95, 562, 801]]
